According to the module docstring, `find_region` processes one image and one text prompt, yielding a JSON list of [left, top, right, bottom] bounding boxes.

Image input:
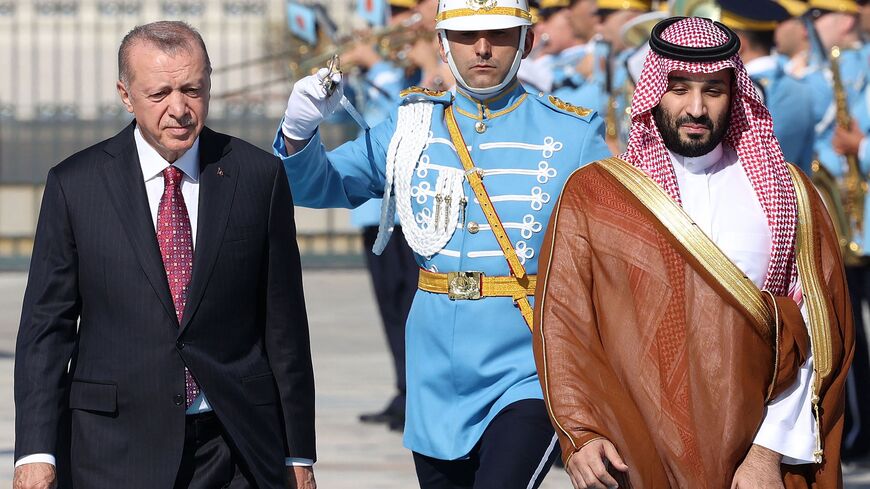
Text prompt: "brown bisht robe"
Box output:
[[533, 161, 853, 488]]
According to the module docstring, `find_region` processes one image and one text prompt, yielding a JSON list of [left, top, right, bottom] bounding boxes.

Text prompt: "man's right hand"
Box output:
[[566, 439, 629, 489], [282, 68, 343, 146], [13, 463, 56, 489]]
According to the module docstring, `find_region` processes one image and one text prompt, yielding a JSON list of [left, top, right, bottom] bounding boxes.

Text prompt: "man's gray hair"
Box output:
[[118, 21, 212, 85]]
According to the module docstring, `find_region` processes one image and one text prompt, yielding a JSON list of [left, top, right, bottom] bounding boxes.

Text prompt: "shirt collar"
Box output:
[[134, 126, 200, 183], [668, 142, 725, 175]]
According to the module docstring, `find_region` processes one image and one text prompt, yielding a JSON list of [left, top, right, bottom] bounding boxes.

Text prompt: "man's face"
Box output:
[[815, 12, 855, 49], [537, 10, 578, 55], [859, 3, 870, 37], [566, 0, 600, 42], [774, 17, 807, 57], [116, 40, 210, 163], [597, 10, 640, 53], [440, 27, 533, 89], [654, 69, 732, 157]]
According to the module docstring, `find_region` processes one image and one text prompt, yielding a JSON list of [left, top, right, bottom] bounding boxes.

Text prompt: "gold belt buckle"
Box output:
[[447, 271, 483, 300]]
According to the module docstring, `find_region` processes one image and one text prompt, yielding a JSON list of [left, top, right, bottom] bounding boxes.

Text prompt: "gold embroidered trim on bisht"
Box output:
[[787, 164, 834, 464], [597, 157, 774, 337]]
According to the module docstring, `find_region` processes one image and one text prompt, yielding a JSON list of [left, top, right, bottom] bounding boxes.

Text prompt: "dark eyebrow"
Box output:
[[668, 75, 727, 86]]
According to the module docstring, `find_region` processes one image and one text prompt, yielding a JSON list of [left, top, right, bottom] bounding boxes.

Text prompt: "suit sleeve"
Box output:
[[264, 160, 317, 461], [14, 168, 81, 460]]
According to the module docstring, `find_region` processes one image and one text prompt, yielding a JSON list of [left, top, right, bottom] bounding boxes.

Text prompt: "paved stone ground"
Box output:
[[1, 270, 870, 487]]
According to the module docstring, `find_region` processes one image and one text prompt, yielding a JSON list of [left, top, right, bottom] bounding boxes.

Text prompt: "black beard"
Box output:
[[653, 106, 729, 158]]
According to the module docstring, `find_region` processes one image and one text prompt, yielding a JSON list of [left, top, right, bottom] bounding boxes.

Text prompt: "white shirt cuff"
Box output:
[[15, 454, 56, 467], [286, 457, 314, 467], [753, 353, 817, 464]]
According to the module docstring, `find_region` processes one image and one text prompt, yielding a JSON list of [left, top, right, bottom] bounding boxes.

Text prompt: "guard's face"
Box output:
[[567, 0, 601, 41], [860, 4, 870, 38], [597, 10, 639, 52], [774, 18, 807, 57], [536, 10, 576, 55], [440, 27, 534, 89], [654, 69, 732, 158], [814, 12, 854, 49], [117, 41, 210, 163]]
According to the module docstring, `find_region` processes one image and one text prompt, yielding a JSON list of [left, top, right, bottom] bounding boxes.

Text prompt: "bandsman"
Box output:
[[720, 0, 817, 172]]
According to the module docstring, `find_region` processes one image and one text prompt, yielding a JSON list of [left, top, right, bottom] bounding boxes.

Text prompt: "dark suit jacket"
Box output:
[[14, 122, 315, 489]]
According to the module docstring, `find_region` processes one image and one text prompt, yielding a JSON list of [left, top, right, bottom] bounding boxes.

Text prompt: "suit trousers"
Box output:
[[362, 225, 418, 412], [412, 400, 559, 489], [173, 412, 257, 489]]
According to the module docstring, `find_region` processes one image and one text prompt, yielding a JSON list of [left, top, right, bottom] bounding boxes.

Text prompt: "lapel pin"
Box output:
[[217, 167, 225, 177]]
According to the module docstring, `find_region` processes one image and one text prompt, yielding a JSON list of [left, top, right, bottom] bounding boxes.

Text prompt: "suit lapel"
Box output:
[[101, 122, 178, 323], [180, 127, 238, 333]]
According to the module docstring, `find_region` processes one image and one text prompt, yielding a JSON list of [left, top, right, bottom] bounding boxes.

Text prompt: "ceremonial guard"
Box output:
[[720, 0, 817, 172], [275, 1, 609, 486]]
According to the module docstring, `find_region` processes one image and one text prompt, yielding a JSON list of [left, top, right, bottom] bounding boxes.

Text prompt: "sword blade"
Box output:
[[339, 95, 370, 131]]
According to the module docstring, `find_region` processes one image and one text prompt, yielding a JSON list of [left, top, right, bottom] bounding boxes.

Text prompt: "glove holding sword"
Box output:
[[282, 55, 369, 153]]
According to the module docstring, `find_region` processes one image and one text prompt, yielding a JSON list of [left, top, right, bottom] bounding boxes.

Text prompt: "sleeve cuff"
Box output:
[[15, 454, 56, 467], [272, 122, 322, 162], [753, 355, 817, 464], [285, 457, 314, 467], [859, 137, 870, 173]]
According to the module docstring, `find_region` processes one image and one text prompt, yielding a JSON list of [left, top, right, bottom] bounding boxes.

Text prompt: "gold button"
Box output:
[[467, 221, 480, 234], [475, 121, 487, 133]]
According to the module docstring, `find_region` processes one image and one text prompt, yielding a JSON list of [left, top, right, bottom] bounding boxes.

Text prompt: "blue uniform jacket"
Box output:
[[273, 81, 609, 459], [749, 56, 816, 173]]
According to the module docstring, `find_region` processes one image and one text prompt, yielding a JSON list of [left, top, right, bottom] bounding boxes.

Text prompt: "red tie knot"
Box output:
[[163, 166, 184, 188]]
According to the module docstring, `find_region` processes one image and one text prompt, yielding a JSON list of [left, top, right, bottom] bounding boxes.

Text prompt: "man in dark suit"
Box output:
[[13, 21, 316, 489]]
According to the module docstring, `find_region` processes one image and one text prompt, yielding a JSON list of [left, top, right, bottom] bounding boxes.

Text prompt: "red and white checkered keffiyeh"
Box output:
[[621, 16, 798, 296]]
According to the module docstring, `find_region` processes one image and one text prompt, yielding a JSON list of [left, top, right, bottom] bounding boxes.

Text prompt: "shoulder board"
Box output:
[[399, 86, 453, 104], [535, 93, 595, 120]]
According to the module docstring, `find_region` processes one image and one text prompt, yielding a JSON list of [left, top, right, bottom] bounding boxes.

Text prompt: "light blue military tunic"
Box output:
[[550, 42, 608, 112], [746, 55, 816, 173], [273, 81, 609, 459]]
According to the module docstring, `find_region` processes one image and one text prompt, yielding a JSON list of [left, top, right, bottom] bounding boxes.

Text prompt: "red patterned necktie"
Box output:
[[156, 166, 200, 408]]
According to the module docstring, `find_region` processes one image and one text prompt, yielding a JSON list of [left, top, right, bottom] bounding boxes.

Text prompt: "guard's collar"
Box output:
[[453, 80, 528, 121]]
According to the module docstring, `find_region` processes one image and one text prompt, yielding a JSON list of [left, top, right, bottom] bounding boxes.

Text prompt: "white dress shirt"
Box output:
[[670, 143, 817, 464], [16, 128, 311, 468]]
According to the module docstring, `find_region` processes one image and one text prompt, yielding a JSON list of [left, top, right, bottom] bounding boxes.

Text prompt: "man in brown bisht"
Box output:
[[533, 16, 854, 489]]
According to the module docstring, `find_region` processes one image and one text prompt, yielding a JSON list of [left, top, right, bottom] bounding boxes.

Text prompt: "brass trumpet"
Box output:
[[292, 12, 430, 75]]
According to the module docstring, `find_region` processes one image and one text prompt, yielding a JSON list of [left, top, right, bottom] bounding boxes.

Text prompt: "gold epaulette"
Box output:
[[547, 95, 593, 117], [399, 86, 448, 98]]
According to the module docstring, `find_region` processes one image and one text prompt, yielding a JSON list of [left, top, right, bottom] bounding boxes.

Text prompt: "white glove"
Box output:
[[282, 67, 343, 141]]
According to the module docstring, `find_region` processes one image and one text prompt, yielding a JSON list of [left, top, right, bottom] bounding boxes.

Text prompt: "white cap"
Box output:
[[436, 0, 532, 97], [435, 0, 532, 31]]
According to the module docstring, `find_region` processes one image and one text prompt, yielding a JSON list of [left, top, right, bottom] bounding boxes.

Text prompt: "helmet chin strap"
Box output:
[[440, 26, 528, 99]]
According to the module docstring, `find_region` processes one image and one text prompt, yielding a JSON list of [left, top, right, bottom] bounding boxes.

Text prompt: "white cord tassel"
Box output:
[[373, 101, 433, 255]]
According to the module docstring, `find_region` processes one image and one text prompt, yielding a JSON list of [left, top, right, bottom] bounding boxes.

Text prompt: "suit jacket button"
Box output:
[[174, 394, 184, 406], [176, 340, 185, 350]]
